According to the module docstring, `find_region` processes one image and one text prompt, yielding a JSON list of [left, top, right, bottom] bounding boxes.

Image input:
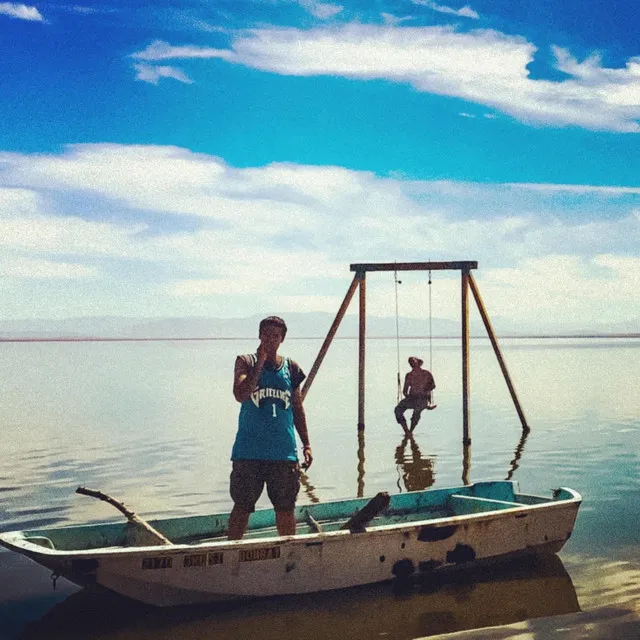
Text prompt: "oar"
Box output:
[[76, 487, 172, 546], [340, 491, 390, 533]]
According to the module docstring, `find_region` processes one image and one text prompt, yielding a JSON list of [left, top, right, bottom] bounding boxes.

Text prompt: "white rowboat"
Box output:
[[0, 480, 581, 607]]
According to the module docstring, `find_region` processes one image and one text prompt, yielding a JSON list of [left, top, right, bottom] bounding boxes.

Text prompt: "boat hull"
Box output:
[[0, 482, 581, 607]]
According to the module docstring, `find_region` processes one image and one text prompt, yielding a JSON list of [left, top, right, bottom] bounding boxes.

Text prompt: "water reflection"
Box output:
[[394, 435, 435, 492], [299, 471, 320, 504], [21, 554, 580, 640], [357, 429, 365, 497], [506, 427, 531, 481]]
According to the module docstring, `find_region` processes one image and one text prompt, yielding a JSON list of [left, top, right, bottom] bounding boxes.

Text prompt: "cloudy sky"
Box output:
[[1, 0, 639, 331]]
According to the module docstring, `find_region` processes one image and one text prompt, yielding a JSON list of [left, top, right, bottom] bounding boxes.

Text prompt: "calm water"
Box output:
[[0, 337, 639, 638]]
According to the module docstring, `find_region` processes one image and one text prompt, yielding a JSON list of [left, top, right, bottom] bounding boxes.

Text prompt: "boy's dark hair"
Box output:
[[259, 316, 287, 338]]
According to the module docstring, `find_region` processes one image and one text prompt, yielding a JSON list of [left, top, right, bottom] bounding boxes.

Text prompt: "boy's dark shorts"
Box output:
[[230, 459, 300, 513]]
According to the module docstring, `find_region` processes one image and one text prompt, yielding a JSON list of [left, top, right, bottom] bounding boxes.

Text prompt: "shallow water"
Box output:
[[0, 337, 639, 638]]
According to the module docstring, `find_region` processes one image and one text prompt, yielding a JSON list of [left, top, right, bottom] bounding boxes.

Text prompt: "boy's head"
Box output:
[[408, 356, 423, 368], [259, 316, 288, 340]]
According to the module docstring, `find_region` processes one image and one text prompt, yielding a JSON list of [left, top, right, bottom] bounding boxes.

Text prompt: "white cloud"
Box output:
[[70, 6, 114, 15], [0, 187, 44, 216], [381, 13, 412, 26], [479, 255, 640, 328], [297, 0, 343, 20], [412, 1, 479, 20], [131, 40, 232, 62], [0, 2, 43, 21], [0, 144, 638, 327], [503, 183, 640, 195], [132, 63, 193, 85], [1, 256, 97, 279], [136, 25, 640, 132]]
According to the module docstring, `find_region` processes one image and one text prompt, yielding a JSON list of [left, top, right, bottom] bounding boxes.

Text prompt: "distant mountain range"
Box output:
[[0, 312, 638, 340]]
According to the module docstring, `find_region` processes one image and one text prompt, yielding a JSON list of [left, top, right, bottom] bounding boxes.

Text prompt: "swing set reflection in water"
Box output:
[[395, 434, 436, 493]]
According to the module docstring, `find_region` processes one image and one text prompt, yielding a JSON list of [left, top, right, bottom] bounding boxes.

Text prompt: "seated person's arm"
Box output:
[[403, 374, 411, 397]]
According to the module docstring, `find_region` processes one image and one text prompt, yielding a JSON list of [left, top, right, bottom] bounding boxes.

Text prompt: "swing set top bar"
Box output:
[[350, 261, 478, 272]]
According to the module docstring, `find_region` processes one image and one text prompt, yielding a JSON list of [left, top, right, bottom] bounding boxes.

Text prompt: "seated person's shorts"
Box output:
[[230, 459, 300, 512]]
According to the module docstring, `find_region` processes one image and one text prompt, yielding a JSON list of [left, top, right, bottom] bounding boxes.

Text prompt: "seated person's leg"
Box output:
[[395, 398, 410, 427]]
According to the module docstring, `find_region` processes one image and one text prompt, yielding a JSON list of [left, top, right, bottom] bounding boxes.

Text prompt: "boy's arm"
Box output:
[[292, 388, 312, 468], [233, 352, 266, 403]]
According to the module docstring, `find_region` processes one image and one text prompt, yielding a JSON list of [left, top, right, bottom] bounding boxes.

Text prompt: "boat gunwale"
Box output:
[[0, 487, 582, 559]]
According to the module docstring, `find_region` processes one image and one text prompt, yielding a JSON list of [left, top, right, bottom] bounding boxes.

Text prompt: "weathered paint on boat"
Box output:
[[0, 481, 581, 607]]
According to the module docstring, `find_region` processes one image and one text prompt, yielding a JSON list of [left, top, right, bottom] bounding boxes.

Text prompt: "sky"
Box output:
[[1, 0, 639, 332]]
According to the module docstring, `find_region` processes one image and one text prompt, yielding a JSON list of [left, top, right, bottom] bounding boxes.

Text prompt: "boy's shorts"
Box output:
[[230, 459, 300, 512]]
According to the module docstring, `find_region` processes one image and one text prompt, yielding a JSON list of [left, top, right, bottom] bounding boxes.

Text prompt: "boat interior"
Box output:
[[9, 482, 574, 552]]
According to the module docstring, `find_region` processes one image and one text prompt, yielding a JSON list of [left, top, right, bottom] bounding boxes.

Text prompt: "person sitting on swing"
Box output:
[[394, 357, 436, 433]]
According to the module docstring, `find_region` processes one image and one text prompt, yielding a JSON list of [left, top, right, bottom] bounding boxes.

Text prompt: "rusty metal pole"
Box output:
[[461, 267, 471, 445], [301, 274, 360, 401], [357, 271, 366, 431], [468, 273, 529, 431], [462, 441, 471, 485]]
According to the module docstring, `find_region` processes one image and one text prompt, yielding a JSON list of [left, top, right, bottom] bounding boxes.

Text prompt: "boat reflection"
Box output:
[[22, 554, 580, 640], [394, 434, 436, 492]]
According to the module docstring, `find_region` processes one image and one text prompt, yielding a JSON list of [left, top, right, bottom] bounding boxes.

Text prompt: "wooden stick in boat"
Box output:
[[340, 491, 390, 533], [305, 513, 323, 533], [76, 487, 172, 546]]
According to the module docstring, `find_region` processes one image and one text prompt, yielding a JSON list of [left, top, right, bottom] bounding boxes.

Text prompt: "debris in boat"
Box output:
[[76, 486, 172, 546], [341, 491, 390, 533], [305, 512, 323, 533]]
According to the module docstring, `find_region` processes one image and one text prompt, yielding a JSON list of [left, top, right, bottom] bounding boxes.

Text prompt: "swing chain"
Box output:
[[394, 269, 402, 402], [428, 268, 433, 372]]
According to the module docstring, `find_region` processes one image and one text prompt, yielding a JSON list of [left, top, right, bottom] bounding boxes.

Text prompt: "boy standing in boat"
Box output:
[[394, 357, 436, 433], [228, 316, 312, 540]]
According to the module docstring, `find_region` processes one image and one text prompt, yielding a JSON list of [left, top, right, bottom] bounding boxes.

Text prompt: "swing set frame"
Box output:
[[300, 261, 528, 445]]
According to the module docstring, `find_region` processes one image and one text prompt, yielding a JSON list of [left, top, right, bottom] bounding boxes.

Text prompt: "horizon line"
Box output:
[[1, 333, 639, 344]]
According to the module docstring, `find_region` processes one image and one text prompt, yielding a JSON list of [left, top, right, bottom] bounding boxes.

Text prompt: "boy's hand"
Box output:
[[302, 445, 313, 470]]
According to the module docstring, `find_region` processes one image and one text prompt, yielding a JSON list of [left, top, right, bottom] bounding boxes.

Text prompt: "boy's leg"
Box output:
[[275, 510, 296, 536], [266, 461, 300, 535], [228, 506, 250, 540], [228, 460, 263, 540]]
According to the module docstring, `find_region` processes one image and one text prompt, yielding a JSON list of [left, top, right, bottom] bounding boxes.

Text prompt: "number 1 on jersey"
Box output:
[[272, 403, 277, 418]]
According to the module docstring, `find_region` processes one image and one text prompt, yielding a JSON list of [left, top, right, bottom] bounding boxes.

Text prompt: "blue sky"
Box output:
[[0, 0, 639, 331]]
